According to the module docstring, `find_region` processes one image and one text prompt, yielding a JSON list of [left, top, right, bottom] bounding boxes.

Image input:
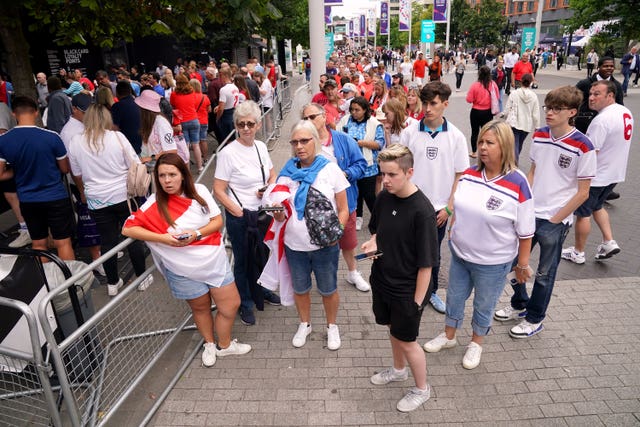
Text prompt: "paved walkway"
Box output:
[[150, 74, 640, 426]]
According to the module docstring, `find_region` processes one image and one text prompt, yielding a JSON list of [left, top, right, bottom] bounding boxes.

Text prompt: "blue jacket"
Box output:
[[621, 52, 639, 74], [330, 130, 367, 213]]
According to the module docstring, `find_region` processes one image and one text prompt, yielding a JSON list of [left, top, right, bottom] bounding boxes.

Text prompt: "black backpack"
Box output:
[[304, 187, 343, 247]]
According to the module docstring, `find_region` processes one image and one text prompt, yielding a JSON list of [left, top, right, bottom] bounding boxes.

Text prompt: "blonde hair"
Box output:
[[382, 98, 407, 135], [95, 86, 114, 108], [189, 78, 202, 93], [476, 120, 517, 175], [290, 120, 321, 156], [377, 143, 414, 172], [82, 104, 113, 153]]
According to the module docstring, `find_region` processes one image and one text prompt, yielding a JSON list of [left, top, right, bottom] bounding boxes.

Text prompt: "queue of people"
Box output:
[[0, 47, 634, 415]]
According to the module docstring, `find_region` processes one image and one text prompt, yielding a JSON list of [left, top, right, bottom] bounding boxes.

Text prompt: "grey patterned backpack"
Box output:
[[304, 187, 343, 247]]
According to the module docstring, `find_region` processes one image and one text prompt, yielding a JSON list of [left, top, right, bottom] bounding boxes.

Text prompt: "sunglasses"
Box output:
[[236, 121, 256, 129], [289, 137, 314, 146], [303, 113, 323, 121]]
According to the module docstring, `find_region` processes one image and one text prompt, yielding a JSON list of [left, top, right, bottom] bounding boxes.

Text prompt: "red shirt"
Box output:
[[170, 91, 199, 122], [413, 59, 428, 78], [195, 93, 211, 125], [512, 60, 533, 83]]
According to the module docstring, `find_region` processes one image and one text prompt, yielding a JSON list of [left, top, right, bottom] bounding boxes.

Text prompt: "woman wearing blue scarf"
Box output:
[[272, 120, 349, 351]]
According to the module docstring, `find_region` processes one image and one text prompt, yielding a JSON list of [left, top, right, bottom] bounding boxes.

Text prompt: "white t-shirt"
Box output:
[[504, 52, 519, 68], [529, 126, 596, 224], [68, 130, 140, 210], [214, 139, 273, 210], [219, 83, 240, 110], [388, 117, 418, 146], [260, 79, 274, 108], [59, 117, 84, 150], [124, 184, 230, 286], [399, 118, 470, 210], [400, 62, 413, 77], [278, 162, 349, 252], [451, 167, 536, 264], [141, 115, 175, 158], [586, 103, 634, 186]]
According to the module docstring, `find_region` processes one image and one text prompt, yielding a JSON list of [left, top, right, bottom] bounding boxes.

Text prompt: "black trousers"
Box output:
[[356, 175, 377, 218], [469, 108, 493, 153]]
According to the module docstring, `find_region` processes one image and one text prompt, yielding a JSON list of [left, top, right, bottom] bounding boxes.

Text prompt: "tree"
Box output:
[[260, 0, 309, 50], [0, 1, 281, 97], [563, 0, 639, 48]]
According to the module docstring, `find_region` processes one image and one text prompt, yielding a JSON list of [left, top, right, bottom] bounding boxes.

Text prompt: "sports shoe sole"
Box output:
[[561, 253, 585, 264], [494, 310, 527, 322]]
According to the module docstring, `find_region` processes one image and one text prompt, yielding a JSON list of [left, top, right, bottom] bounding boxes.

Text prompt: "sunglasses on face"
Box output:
[[236, 121, 256, 129], [289, 137, 313, 146], [303, 113, 323, 121]]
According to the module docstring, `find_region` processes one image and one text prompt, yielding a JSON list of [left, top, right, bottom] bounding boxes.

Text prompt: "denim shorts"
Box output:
[[198, 123, 208, 141], [181, 119, 201, 144], [575, 184, 616, 217], [163, 263, 235, 300], [285, 244, 339, 296]]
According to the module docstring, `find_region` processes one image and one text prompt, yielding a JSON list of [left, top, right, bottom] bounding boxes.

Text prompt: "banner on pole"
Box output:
[[380, 2, 389, 35], [433, 0, 447, 23], [521, 28, 536, 55], [324, 0, 342, 4], [368, 9, 376, 37], [325, 33, 335, 61], [399, 0, 410, 32], [360, 15, 366, 37], [349, 20, 354, 38], [324, 6, 332, 25]]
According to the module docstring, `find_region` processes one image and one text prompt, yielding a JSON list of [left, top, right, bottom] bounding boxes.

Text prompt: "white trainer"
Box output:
[[8, 229, 32, 248], [137, 274, 154, 291], [423, 332, 457, 353], [202, 342, 216, 367], [462, 342, 482, 369], [107, 278, 124, 296], [561, 246, 585, 264], [347, 270, 370, 292], [216, 339, 252, 357], [327, 324, 341, 350], [292, 322, 312, 348], [355, 217, 363, 231], [370, 367, 409, 385], [594, 240, 620, 260], [396, 385, 431, 412]]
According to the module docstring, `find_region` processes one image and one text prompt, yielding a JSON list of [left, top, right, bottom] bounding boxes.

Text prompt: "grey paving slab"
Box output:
[[141, 72, 640, 426]]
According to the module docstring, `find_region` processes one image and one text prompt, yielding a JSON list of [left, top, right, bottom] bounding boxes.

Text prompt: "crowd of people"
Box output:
[[0, 42, 636, 413]]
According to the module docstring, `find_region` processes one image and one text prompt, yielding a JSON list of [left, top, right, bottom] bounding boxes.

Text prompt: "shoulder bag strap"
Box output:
[[255, 143, 266, 184], [196, 94, 205, 112]]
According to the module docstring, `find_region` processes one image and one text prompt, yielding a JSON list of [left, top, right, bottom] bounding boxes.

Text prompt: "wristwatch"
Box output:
[[195, 229, 202, 241]]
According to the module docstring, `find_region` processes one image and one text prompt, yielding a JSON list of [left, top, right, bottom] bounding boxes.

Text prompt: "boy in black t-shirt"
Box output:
[[362, 144, 438, 412]]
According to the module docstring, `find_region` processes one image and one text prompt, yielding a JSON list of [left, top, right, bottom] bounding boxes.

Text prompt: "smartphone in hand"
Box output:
[[354, 251, 383, 261], [174, 233, 191, 240]]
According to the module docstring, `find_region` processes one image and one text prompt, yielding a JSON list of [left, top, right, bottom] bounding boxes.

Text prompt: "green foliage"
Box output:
[[444, 0, 505, 48], [259, 0, 309, 48], [563, 0, 639, 46]]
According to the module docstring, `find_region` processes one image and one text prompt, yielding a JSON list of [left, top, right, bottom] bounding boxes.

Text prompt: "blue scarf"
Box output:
[[278, 155, 330, 219]]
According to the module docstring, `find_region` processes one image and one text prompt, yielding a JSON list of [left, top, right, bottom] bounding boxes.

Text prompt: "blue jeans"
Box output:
[[431, 213, 448, 293], [512, 128, 528, 164], [285, 244, 339, 296], [445, 242, 512, 336], [510, 218, 570, 323], [622, 70, 631, 94], [225, 210, 274, 312], [181, 119, 200, 144]]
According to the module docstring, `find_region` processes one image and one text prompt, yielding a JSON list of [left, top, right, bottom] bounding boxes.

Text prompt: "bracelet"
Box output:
[[515, 264, 530, 270], [444, 206, 453, 216], [339, 223, 345, 230]]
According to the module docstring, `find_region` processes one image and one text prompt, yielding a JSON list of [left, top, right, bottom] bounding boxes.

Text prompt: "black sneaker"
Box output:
[[240, 309, 256, 325], [264, 293, 281, 306]]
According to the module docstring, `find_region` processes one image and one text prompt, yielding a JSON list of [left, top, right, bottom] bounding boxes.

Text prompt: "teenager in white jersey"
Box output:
[[562, 80, 634, 264], [494, 86, 596, 338], [423, 120, 535, 369], [215, 68, 239, 141], [399, 81, 469, 314]]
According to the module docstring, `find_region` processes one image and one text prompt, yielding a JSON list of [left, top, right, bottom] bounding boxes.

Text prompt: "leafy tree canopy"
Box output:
[[563, 0, 639, 45]]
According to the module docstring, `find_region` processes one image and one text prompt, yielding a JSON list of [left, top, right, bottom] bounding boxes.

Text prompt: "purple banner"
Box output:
[[323, 0, 342, 4], [399, 0, 410, 31], [380, 2, 389, 35], [325, 6, 332, 25], [360, 15, 366, 37], [433, 0, 447, 23], [349, 20, 354, 38]]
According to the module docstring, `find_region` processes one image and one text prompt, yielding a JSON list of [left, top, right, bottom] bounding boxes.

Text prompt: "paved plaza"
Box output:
[[143, 68, 640, 426]]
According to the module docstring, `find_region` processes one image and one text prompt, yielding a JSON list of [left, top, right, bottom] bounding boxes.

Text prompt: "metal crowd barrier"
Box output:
[[0, 75, 300, 427]]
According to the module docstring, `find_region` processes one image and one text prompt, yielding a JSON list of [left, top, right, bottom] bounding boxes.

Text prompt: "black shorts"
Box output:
[[575, 184, 616, 217], [20, 198, 74, 240], [0, 176, 17, 193], [372, 287, 425, 342]]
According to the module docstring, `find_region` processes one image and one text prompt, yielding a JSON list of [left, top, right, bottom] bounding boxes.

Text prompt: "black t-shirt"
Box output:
[[369, 189, 439, 300]]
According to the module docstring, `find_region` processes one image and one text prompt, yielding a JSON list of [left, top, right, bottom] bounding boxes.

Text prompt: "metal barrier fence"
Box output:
[[0, 75, 299, 426]]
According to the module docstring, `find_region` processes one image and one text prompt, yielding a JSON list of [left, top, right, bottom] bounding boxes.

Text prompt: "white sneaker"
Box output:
[[216, 339, 252, 357], [396, 385, 431, 412], [137, 274, 154, 291], [561, 246, 585, 264], [292, 322, 312, 348], [462, 342, 482, 369], [327, 324, 341, 350], [423, 332, 457, 353], [494, 306, 527, 322], [107, 278, 124, 296], [346, 270, 370, 292], [509, 320, 544, 339], [594, 240, 620, 260], [8, 229, 32, 248], [370, 367, 409, 385], [355, 217, 363, 231], [202, 342, 216, 367]]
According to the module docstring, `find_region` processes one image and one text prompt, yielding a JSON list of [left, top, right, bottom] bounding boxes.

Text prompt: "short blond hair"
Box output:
[[377, 143, 414, 172]]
